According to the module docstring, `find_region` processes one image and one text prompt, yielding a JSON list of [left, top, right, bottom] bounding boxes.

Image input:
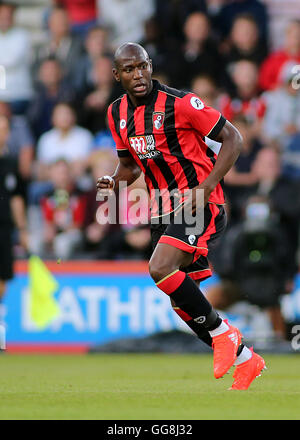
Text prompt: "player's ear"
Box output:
[[112, 67, 120, 82], [149, 59, 153, 74]]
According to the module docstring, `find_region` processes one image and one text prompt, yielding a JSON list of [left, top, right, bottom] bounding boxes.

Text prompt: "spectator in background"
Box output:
[[154, 0, 207, 44], [251, 147, 300, 281], [0, 102, 34, 181], [223, 13, 268, 68], [140, 17, 169, 74], [262, 62, 300, 152], [93, 127, 116, 152], [259, 20, 300, 91], [27, 58, 75, 141], [84, 149, 120, 258], [33, 6, 83, 83], [206, 194, 292, 340], [262, 0, 300, 51], [40, 159, 86, 260], [87, 150, 151, 260], [36, 102, 93, 182], [0, 2, 33, 115], [71, 26, 110, 94], [117, 174, 152, 260], [166, 12, 221, 89], [98, 0, 155, 49], [191, 74, 220, 108], [219, 59, 265, 138], [53, 0, 98, 37], [223, 114, 262, 222], [213, 0, 268, 45], [0, 115, 28, 323], [77, 56, 121, 134]]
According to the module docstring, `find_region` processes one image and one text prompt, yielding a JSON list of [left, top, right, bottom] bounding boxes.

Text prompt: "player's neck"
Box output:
[[127, 80, 154, 108]]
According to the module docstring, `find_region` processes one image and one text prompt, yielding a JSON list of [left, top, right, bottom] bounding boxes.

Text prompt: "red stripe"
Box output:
[[187, 268, 212, 281], [158, 235, 196, 254], [119, 95, 129, 145], [173, 308, 192, 322], [197, 204, 220, 248], [15, 260, 149, 274], [156, 270, 186, 295], [6, 343, 89, 354], [147, 160, 170, 212], [193, 204, 220, 262]]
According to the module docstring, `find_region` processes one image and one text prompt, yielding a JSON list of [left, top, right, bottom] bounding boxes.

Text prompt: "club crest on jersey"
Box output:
[[129, 135, 160, 159], [152, 112, 165, 130], [188, 234, 196, 245]]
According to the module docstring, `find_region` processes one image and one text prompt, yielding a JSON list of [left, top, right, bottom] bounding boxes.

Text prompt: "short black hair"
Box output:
[[114, 42, 149, 68]]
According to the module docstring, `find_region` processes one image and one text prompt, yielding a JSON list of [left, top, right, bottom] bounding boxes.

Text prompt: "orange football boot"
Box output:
[[212, 320, 242, 379], [229, 348, 266, 390]]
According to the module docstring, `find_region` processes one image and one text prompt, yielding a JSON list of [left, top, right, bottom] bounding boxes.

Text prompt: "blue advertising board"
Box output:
[[2, 261, 300, 351]]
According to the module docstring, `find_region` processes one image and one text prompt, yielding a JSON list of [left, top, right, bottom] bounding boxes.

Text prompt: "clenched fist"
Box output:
[[96, 175, 115, 200]]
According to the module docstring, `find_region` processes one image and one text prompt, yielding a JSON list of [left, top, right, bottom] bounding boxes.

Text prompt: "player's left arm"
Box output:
[[202, 120, 243, 203], [176, 95, 243, 211]]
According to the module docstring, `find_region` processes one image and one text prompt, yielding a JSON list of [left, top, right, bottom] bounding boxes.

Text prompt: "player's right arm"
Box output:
[[96, 102, 141, 194], [96, 155, 141, 194]]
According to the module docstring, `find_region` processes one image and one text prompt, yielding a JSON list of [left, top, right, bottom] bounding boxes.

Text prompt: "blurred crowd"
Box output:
[[0, 0, 300, 291]]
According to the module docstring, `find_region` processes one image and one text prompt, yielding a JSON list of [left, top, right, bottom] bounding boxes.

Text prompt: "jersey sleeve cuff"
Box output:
[[207, 115, 226, 140], [117, 149, 131, 157]]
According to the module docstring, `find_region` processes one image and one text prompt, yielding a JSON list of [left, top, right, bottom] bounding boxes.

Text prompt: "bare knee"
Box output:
[[149, 256, 178, 283]]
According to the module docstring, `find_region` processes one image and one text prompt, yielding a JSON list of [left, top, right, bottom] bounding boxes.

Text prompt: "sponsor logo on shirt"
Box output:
[[129, 135, 161, 159]]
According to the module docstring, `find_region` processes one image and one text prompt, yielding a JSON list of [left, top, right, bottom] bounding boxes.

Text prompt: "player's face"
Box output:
[[113, 53, 153, 101]]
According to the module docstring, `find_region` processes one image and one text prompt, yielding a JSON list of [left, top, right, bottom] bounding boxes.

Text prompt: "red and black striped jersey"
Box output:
[[107, 80, 226, 217]]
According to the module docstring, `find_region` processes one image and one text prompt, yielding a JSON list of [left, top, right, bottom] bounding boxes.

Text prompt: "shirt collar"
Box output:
[[127, 79, 160, 108]]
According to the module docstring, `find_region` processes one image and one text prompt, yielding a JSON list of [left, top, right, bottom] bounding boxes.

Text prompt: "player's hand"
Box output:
[[96, 175, 115, 199]]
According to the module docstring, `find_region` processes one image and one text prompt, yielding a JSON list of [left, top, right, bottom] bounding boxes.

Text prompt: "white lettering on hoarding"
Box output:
[[107, 287, 140, 332], [144, 287, 174, 332], [20, 284, 184, 335], [51, 287, 85, 332], [78, 287, 106, 331]]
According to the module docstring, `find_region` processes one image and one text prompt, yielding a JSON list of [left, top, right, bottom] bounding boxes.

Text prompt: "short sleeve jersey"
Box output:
[[107, 80, 226, 217]]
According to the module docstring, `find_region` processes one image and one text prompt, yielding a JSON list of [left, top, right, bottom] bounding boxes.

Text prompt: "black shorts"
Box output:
[[0, 228, 14, 281], [150, 203, 227, 281]]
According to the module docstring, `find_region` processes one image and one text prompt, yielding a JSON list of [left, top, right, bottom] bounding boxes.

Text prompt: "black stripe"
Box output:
[[158, 82, 189, 99], [144, 90, 177, 211], [146, 168, 163, 216], [111, 98, 122, 139], [164, 94, 199, 189], [206, 145, 216, 166], [207, 115, 226, 140], [126, 96, 136, 138]]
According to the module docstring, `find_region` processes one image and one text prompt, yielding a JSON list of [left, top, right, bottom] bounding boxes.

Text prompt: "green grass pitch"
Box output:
[[0, 353, 299, 420]]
